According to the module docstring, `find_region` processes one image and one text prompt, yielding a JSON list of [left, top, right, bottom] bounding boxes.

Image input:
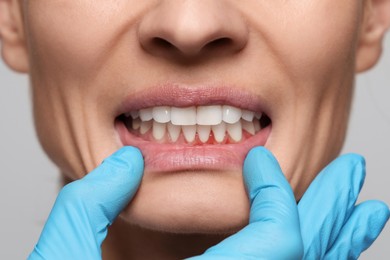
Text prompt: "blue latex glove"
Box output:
[[28, 146, 144, 259], [29, 146, 389, 259], [191, 147, 389, 259], [298, 153, 390, 259]]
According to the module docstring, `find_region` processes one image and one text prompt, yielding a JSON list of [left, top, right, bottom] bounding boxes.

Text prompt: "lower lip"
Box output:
[[116, 121, 271, 173]]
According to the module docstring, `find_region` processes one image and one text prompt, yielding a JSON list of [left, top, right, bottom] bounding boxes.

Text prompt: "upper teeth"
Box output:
[[126, 105, 263, 143], [132, 105, 261, 125]]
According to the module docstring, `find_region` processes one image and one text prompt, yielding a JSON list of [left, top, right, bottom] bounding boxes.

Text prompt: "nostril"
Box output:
[[149, 36, 238, 58], [205, 38, 233, 51], [137, 1, 248, 59], [151, 37, 234, 56], [152, 37, 176, 51]]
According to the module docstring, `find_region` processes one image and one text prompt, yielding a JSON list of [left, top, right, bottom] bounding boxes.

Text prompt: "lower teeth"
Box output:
[[125, 118, 263, 144]]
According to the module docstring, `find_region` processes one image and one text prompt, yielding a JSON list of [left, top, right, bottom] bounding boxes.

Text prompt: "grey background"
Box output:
[[0, 34, 389, 259]]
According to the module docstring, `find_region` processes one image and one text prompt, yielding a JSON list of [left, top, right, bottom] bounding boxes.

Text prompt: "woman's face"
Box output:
[[5, 0, 384, 233]]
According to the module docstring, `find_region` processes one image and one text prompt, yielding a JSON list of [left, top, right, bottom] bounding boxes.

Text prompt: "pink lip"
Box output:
[[117, 84, 271, 117], [115, 85, 272, 173]]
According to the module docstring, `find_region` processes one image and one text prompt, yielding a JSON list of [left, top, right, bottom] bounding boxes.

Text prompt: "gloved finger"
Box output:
[[77, 146, 144, 225], [324, 200, 390, 260], [298, 154, 365, 259], [193, 147, 302, 260], [28, 146, 144, 260]]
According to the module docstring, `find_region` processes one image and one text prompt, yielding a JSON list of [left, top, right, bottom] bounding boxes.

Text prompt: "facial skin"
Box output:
[[1, 0, 390, 258]]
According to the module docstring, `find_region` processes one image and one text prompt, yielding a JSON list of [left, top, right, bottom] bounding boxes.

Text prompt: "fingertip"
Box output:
[[103, 146, 144, 177], [79, 146, 145, 224], [105, 146, 144, 169], [338, 153, 366, 177], [352, 200, 390, 242], [243, 147, 280, 179], [364, 200, 390, 223], [317, 153, 366, 196], [340, 154, 367, 193], [82, 146, 144, 189], [245, 146, 277, 165], [243, 146, 292, 202], [243, 147, 271, 195], [113, 145, 142, 157], [340, 153, 365, 165], [325, 200, 389, 259]]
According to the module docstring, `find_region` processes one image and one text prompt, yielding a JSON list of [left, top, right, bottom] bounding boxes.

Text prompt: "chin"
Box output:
[[120, 169, 250, 234]]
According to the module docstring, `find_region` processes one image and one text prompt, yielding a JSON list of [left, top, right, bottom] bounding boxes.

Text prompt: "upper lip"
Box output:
[[117, 83, 271, 116]]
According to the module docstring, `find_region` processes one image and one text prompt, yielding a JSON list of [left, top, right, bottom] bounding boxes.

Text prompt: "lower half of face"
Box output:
[[27, 0, 360, 233]]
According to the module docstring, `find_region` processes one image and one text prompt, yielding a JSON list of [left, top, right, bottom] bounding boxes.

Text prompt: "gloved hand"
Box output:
[[297, 152, 389, 259], [28, 146, 389, 259], [190, 147, 389, 259], [28, 146, 144, 259]]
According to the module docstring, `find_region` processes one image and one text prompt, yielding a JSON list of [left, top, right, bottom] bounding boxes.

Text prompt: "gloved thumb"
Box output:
[[29, 146, 144, 259], [242, 147, 303, 258], [75, 146, 144, 226], [195, 147, 302, 259]]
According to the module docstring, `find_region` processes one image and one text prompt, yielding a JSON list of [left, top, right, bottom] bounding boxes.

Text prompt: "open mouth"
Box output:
[[115, 86, 272, 172], [117, 105, 271, 145]]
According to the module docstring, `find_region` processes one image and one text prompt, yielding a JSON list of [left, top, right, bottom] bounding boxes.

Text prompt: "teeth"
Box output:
[[197, 105, 222, 125], [139, 108, 153, 121], [138, 105, 257, 126], [153, 121, 166, 140], [242, 110, 254, 122], [140, 120, 152, 134], [212, 122, 226, 143], [167, 122, 181, 142], [255, 112, 262, 120], [132, 118, 141, 130], [222, 105, 242, 124], [241, 119, 255, 135], [130, 111, 139, 119], [198, 125, 211, 143], [227, 121, 242, 142], [171, 107, 197, 126], [126, 105, 266, 143], [182, 125, 196, 143], [153, 106, 171, 123], [254, 119, 261, 132]]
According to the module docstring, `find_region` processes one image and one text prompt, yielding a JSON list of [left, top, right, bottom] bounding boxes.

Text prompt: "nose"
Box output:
[[138, 1, 248, 60]]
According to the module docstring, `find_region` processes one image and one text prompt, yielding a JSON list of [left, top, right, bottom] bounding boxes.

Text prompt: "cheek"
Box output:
[[276, 1, 361, 81], [252, 1, 362, 196], [24, 1, 137, 76], [32, 106, 76, 178], [23, 2, 133, 178]]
